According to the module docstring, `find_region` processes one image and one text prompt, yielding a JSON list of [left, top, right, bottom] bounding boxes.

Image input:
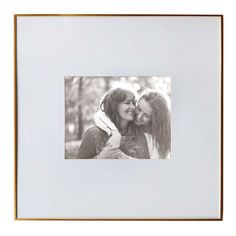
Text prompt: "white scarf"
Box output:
[[94, 110, 118, 136]]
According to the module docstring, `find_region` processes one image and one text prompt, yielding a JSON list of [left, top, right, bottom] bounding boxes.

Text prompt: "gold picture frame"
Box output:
[[14, 14, 223, 221]]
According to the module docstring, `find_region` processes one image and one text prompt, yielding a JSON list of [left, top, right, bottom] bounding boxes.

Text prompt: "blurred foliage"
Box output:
[[65, 76, 170, 158]]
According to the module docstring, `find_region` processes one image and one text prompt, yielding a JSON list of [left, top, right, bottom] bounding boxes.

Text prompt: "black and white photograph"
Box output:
[[65, 76, 171, 159]]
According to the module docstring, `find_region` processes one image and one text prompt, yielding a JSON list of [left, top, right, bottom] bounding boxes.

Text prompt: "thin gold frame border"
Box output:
[[14, 14, 224, 221]]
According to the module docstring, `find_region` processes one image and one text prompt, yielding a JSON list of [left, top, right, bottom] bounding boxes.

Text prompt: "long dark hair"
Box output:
[[100, 88, 135, 132], [140, 90, 171, 159]]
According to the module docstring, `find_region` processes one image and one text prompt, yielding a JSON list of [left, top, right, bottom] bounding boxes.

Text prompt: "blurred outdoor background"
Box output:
[[65, 76, 170, 159]]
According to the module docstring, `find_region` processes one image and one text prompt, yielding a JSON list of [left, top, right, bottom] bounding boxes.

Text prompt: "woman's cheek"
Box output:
[[144, 117, 151, 124]]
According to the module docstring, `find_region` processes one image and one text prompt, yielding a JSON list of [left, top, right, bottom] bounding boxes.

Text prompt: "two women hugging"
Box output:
[[77, 87, 171, 159]]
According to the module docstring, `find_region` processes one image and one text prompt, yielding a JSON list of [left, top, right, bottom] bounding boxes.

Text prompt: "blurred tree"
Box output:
[[77, 77, 84, 140]]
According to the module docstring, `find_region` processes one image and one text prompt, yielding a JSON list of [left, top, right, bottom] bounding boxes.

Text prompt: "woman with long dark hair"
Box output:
[[77, 88, 150, 159]]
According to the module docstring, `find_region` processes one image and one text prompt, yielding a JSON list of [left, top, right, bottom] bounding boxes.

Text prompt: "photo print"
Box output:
[[65, 76, 171, 159]]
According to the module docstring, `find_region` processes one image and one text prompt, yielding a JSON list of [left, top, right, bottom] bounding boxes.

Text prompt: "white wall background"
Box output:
[[0, 0, 234, 235]]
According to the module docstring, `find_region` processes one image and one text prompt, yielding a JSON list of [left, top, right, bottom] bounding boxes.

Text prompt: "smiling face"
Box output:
[[117, 94, 136, 122], [134, 98, 153, 126]]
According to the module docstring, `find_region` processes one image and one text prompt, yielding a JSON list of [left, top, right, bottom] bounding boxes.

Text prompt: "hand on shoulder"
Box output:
[[106, 131, 121, 149]]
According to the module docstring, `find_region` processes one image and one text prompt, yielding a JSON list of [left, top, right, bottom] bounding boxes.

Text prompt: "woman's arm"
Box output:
[[77, 128, 96, 159], [105, 131, 121, 148], [94, 146, 136, 159], [118, 151, 136, 160], [95, 145, 122, 159], [77, 127, 123, 159], [77, 127, 136, 159]]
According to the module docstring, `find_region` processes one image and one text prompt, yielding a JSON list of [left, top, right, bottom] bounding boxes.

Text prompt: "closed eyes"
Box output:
[[137, 105, 151, 119], [124, 99, 136, 105]]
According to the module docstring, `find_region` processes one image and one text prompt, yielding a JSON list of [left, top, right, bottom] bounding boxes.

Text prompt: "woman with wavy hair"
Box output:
[[77, 87, 150, 159], [135, 90, 171, 159]]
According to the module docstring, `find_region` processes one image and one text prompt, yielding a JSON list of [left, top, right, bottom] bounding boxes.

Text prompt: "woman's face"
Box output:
[[117, 94, 135, 121], [135, 98, 153, 126]]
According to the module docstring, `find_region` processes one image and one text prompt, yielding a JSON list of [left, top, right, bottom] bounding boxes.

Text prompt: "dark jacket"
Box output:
[[77, 125, 150, 159]]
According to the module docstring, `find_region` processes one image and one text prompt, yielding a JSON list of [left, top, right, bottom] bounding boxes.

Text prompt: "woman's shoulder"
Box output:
[[83, 126, 108, 138], [81, 126, 108, 156]]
